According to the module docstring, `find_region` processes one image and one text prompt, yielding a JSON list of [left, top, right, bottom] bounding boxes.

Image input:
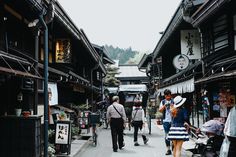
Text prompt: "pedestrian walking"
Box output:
[[107, 96, 126, 152], [131, 101, 148, 146], [159, 89, 174, 155], [167, 95, 189, 157]]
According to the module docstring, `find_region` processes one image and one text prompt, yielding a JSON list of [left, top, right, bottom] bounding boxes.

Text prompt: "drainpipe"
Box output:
[[91, 64, 99, 112], [34, 30, 40, 115], [39, 11, 49, 157]]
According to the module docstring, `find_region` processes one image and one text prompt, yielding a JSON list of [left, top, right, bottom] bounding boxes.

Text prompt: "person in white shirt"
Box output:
[[159, 89, 174, 155], [131, 101, 148, 146], [107, 96, 126, 152], [223, 106, 236, 157]]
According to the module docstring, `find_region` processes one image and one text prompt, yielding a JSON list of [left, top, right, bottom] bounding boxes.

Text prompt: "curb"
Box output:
[[72, 138, 91, 157], [71, 126, 103, 157]]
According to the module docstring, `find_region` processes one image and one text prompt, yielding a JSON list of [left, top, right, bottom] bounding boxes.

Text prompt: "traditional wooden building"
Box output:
[[191, 0, 236, 123], [0, 0, 108, 156], [151, 0, 205, 127]]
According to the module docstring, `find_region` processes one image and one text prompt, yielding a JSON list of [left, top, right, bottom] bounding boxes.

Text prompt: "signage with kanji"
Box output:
[[181, 29, 201, 60], [55, 122, 70, 144]]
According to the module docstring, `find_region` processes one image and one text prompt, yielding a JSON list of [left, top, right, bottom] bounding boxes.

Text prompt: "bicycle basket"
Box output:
[[89, 113, 100, 124]]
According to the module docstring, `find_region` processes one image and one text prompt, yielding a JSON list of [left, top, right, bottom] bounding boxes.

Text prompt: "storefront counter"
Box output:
[[0, 115, 42, 157]]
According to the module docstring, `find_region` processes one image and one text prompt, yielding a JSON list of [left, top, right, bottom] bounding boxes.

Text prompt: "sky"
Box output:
[[57, 0, 181, 53]]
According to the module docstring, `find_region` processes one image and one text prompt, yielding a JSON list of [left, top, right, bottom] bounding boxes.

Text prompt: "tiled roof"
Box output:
[[116, 65, 147, 78]]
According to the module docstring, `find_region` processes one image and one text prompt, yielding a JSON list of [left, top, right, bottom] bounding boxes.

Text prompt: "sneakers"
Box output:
[[165, 150, 172, 155], [119, 143, 125, 149], [113, 149, 118, 152], [144, 138, 149, 144], [134, 143, 140, 146]]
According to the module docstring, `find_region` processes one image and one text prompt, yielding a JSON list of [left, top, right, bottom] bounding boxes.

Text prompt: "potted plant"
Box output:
[[15, 105, 22, 117], [15, 92, 23, 116], [155, 111, 163, 125]]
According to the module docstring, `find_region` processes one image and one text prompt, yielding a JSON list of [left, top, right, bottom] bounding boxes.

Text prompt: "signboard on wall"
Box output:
[[55, 39, 72, 63], [181, 29, 201, 60]]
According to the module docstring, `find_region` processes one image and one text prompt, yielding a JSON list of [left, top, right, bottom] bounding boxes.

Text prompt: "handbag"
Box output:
[[219, 136, 230, 157], [131, 109, 138, 127]]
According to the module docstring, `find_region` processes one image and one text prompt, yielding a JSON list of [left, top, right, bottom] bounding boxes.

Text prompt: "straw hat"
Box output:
[[173, 95, 186, 108]]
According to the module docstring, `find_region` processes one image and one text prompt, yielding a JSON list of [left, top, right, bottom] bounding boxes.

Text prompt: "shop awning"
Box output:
[[106, 87, 118, 94], [119, 84, 147, 92], [158, 78, 195, 95], [195, 70, 236, 84]]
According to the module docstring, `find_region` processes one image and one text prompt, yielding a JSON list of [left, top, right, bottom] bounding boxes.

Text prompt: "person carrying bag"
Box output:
[[131, 101, 148, 146], [107, 96, 126, 152]]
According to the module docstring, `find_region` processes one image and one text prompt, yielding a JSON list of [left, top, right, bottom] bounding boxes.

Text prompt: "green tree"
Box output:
[[104, 65, 120, 86]]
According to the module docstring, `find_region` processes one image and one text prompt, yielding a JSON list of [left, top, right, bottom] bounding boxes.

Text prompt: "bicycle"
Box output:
[[89, 112, 100, 146]]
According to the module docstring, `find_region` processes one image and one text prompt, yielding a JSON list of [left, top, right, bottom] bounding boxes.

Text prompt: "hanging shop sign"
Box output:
[[181, 29, 201, 60], [55, 39, 72, 63], [173, 54, 189, 70], [48, 82, 58, 106]]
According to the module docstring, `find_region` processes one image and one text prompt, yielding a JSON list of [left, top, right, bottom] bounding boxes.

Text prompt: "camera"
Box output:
[[165, 103, 170, 108], [165, 101, 171, 108]]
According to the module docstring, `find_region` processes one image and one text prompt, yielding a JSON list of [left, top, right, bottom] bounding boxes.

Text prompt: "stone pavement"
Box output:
[[57, 120, 195, 157]]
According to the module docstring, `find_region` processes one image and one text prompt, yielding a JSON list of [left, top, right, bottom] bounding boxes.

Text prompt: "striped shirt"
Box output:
[[107, 102, 126, 121]]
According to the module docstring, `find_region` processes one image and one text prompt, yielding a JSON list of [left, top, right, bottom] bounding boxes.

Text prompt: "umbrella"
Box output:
[[201, 120, 224, 135]]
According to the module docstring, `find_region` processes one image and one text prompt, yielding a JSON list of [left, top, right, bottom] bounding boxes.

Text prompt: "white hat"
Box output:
[[173, 95, 186, 108]]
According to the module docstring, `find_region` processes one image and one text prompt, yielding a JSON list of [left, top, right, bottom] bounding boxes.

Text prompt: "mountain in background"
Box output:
[[104, 45, 148, 65]]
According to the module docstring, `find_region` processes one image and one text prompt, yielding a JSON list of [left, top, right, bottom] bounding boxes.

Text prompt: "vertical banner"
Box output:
[[48, 82, 58, 106], [55, 121, 71, 144], [181, 29, 201, 60]]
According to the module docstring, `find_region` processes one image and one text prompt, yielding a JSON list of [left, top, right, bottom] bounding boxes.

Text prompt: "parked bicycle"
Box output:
[[89, 111, 100, 146]]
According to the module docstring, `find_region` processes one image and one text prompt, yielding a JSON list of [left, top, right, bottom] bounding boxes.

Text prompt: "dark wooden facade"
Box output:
[[0, 0, 109, 155]]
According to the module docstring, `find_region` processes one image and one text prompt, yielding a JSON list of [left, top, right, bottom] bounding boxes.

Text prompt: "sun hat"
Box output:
[[173, 95, 186, 108]]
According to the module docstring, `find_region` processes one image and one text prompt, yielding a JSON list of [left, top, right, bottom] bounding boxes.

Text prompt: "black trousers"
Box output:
[[228, 136, 236, 157], [110, 118, 124, 150], [133, 121, 143, 142]]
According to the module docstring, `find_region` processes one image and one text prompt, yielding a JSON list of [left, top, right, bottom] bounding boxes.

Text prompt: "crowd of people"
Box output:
[[103, 89, 236, 157]]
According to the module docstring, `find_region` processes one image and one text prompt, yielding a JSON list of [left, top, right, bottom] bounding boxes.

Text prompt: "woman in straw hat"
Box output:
[[167, 95, 189, 157]]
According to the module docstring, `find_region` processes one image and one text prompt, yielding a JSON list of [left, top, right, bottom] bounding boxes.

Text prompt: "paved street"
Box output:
[[76, 120, 192, 157]]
